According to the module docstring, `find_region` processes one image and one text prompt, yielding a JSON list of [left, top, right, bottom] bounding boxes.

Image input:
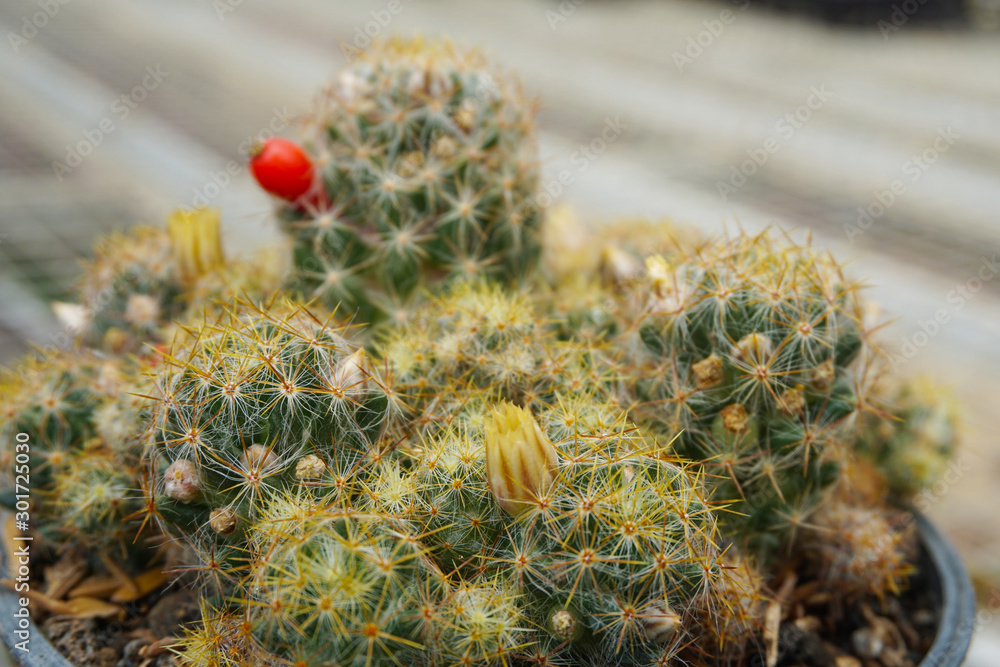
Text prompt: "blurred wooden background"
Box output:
[[0, 0, 998, 659]]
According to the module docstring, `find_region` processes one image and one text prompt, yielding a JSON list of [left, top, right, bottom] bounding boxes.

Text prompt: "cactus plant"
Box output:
[[805, 499, 915, 599], [137, 279, 748, 666], [0, 36, 966, 662], [601, 230, 885, 563], [373, 284, 742, 664], [479, 403, 728, 666], [68, 208, 280, 354], [141, 297, 403, 586], [378, 280, 618, 415], [858, 375, 960, 498], [71, 209, 221, 352], [184, 403, 733, 667], [0, 348, 147, 552], [265, 37, 542, 325]]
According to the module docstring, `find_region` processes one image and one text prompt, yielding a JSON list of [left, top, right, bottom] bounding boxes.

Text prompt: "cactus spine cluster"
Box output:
[[276, 38, 542, 325]]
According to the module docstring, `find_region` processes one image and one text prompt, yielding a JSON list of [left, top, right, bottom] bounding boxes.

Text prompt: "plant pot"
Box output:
[[914, 511, 977, 667], [0, 512, 976, 666]]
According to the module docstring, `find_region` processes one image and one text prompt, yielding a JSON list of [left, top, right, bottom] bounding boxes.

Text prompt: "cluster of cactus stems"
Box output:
[[0, 37, 963, 667]]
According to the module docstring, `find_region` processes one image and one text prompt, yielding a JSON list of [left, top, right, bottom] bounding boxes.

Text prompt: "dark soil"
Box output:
[[744, 541, 940, 667], [41, 588, 199, 667]]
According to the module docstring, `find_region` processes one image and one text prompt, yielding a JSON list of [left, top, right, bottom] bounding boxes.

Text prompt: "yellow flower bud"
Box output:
[[485, 402, 559, 517], [692, 353, 724, 389], [209, 507, 238, 535], [168, 207, 225, 284], [721, 403, 749, 435]]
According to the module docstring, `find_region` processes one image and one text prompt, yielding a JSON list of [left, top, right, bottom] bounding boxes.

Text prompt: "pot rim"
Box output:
[[915, 511, 977, 666]]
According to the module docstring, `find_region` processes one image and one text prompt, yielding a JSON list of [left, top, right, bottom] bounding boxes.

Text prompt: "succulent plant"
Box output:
[[65, 208, 282, 354], [858, 375, 960, 498], [142, 298, 403, 585], [272, 37, 542, 325], [372, 281, 623, 571], [175, 600, 274, 667], [48, 444, 142, 553], [0, 30, 967, 667], [603, 230, 883, 562], [240, 502, 456, 667], [188, 401, 732, 667], [0, 348, 147, 551], [373, 284, 739, 664], [804, 499, 915, 599], [155, 279, 751, 666], [378, 280, 618, 413], [479, 403, 728, 666], [69, 209, 221, 352]]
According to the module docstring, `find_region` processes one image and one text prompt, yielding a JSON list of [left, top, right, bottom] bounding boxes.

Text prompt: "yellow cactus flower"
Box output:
[[484, 402, 559, 517], [168, 207, 225, 283]]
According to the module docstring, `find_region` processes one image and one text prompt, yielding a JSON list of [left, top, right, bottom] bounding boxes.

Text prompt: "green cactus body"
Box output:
[[72, 209, 278, 353], [50, 446, 141, 551], [143, 299, 401, 581], [75, 225, 179, 351], [281, 38, 541, 325], [496, 444, 722, 665], [244, 505, 433, 667], [364, 283, 730, 665], [0, 350, 146, 550], [379, 281, 617, 413], [859, 376, 959, 497], [613, 231, 878, 560]]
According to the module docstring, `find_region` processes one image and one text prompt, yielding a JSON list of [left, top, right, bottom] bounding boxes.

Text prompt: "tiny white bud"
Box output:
[[164, 459, 201, 503]]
